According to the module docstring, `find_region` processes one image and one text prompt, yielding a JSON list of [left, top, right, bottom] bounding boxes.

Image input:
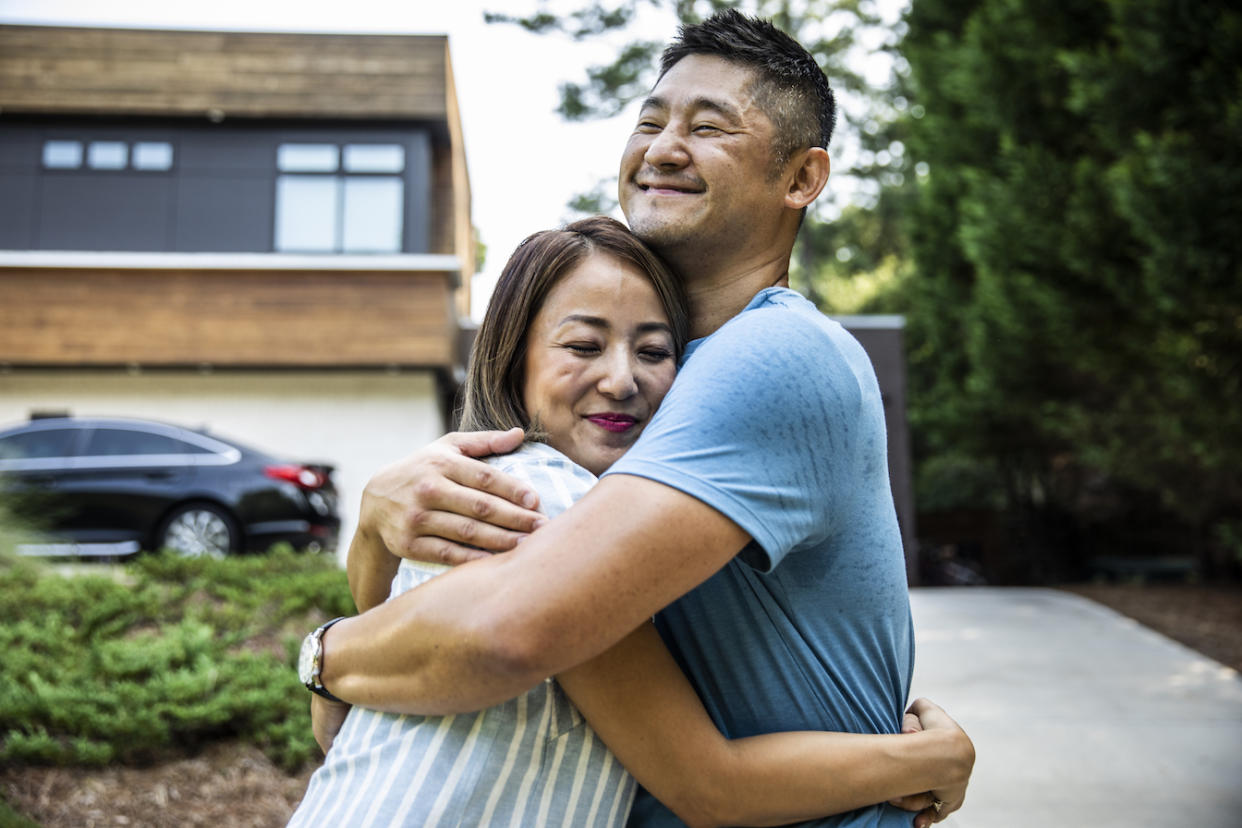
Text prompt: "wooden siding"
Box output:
[[0, 25, 449, 120], [0, 267, 456, 367], [444, 41, 474, 316]]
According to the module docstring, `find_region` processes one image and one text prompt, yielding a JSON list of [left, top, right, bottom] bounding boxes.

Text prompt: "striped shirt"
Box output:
[[289, 442, 636, 827]]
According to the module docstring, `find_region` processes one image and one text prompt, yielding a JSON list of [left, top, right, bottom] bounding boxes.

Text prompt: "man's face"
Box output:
[[619, 54, 787, 256]]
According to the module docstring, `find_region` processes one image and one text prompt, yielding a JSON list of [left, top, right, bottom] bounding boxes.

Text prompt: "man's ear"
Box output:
[[784, 147, 830, 210]]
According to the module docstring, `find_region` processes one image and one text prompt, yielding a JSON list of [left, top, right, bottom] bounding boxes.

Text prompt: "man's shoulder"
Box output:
[[706, 287, 848, 354], [687, 288, 862, 385]]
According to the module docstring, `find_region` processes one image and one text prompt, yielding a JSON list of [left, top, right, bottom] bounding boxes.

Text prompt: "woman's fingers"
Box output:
[[441, 428, 539, 509], [888, 792, 934, 812], [394, 504, 541, 564]]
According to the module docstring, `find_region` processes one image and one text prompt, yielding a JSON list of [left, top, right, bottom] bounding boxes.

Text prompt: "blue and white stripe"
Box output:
[[290, 442, 635, 827]]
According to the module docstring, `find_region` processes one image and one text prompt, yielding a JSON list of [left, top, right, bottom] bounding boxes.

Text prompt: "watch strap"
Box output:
[[305, 615, 347, 703]]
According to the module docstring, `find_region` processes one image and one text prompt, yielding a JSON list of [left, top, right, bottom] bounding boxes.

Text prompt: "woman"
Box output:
[[291, 217, 972, 827]]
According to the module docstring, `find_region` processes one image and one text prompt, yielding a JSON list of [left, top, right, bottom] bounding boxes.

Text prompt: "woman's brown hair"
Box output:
[[458, 216, 688, 434]]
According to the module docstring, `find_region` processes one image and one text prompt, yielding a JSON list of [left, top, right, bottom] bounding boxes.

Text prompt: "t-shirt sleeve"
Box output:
[[604, 306, 863, 572]]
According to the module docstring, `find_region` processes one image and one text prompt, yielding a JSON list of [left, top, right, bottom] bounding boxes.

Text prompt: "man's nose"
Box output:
[[597, 352, 639, 400], [643, 125, 690, 169]]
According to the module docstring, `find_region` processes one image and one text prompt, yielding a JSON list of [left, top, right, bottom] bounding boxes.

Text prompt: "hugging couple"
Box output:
[[291, 11, 974, 828]]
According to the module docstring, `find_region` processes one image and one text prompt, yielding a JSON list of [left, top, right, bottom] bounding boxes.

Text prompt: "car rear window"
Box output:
[[83, 428, 211, 456], [0, 428, 80, 460]]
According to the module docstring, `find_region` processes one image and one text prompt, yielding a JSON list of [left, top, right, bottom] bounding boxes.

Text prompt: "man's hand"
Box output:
[[889, 698, 975, 827], [311, 695, 351, 755]]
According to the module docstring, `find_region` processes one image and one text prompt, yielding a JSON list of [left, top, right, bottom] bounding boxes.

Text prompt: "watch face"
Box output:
[[297, 632, 318, 686]]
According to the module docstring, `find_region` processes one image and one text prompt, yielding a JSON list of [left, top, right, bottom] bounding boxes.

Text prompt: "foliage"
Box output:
[[485, 1, 914, 230], [0, 795, 39, 828], [483, 1, 1242, 580], [0, 548, 354, 772], [899, 0, 1242, 578]]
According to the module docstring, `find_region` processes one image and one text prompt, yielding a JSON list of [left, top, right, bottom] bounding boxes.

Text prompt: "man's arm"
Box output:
[[321, 473, 749, 715]]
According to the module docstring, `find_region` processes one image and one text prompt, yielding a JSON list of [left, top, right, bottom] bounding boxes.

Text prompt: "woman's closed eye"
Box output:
[[639, 346, 674, 363], [563, 341, 602, 356]]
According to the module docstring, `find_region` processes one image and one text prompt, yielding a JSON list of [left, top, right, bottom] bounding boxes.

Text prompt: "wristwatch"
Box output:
[[298, 616, 347, 702]]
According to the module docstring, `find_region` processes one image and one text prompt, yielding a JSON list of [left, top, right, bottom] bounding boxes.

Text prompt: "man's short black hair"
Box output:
[[659, 9, 836, 174]]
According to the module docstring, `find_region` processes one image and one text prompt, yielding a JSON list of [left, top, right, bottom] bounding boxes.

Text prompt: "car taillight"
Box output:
[[265, 464, 326, 489]]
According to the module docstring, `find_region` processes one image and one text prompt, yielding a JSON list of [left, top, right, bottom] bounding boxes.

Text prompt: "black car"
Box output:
[[0, 416, 340, 559]]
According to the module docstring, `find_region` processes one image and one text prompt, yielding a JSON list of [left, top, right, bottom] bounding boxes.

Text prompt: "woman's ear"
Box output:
[[784, 147, 830, 210]]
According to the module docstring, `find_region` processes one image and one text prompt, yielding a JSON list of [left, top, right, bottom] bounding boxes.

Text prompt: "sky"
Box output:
[[0, 0, 906, 317]]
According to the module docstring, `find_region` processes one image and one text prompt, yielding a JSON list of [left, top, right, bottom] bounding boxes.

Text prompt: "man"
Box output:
[[306, 11, 967, 826]]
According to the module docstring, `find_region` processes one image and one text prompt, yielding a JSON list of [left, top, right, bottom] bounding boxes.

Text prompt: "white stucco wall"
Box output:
[[0, 369, 445, 563]]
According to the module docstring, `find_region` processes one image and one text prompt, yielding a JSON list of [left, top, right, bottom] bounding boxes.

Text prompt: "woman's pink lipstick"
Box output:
[[587, 413, 638, 433]]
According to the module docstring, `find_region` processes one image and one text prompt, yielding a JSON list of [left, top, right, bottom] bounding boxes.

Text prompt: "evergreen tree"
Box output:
[[901, 0, 1242, 578]]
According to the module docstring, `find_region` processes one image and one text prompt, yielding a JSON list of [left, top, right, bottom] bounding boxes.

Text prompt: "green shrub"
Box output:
[[0, 549, 353, 772]]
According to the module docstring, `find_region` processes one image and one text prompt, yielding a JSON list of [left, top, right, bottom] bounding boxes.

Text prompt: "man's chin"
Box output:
[[625, 213, 696, 252]]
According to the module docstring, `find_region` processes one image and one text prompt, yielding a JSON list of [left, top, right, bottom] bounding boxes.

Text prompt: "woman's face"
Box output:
[[522, 251, 678, 476]]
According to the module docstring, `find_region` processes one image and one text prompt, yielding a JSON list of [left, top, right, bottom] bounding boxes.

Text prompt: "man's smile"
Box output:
[[636, 176, 706, 195]]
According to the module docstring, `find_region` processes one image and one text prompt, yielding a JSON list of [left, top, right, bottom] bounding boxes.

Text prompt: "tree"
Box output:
[[485, 1, 918, 305], [900, 0, 1242, 579]]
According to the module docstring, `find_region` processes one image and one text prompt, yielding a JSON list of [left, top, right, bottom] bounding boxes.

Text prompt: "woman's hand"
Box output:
[[357, 428, 544, 564], [311, 695, 352, 755], [888, 698, 975, 826], [347, 428, 546, 610]]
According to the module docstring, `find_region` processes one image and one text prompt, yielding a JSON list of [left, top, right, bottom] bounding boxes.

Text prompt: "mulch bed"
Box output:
[[3, 583, 1238, 827], [0, 743, 315, 828]]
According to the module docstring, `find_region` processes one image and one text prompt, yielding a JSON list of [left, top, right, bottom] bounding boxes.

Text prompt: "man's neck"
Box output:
[[672, 248, 793, 340]]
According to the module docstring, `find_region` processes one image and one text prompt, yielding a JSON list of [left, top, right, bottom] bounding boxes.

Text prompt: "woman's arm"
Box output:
[[557, 624, 974, 828]]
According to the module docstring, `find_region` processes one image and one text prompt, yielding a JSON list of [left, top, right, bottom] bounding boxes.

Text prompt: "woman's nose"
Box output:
[[597, 352, 639, 400]]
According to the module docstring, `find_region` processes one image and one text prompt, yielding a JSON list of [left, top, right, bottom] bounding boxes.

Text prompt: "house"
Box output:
[[0, 24, 475, 552]]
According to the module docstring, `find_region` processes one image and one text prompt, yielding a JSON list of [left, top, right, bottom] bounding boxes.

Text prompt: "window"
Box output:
[[87, 141, 127, 170], [132, 142, 174, 171], [344, 144, 404, 173], [41, 139, 173, 172], [83, 429, 205, 457], [42, 141, 83, 169], [0, 429, 78, 460], [278, 144, 339, 172], [274, 142, 405, 253]]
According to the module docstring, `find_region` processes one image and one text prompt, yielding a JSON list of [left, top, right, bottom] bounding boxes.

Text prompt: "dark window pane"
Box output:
[[37, 175, 173, 251], [174, 174, 274, 252], [84, 429, 185, 456], [0, 429, 78, 460]]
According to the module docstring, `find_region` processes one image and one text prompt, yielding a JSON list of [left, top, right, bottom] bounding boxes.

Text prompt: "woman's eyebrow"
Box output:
[[557, 314, 610, 329], [556, 316, 673, 336], [636, 322, 674, 335]]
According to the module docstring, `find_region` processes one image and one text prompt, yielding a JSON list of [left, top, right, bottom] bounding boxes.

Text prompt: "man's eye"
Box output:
[[693, 124, 722, 134], [636, 120, 662, 132]]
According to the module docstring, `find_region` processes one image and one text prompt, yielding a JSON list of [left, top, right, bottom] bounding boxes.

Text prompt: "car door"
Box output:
[[57, 425, 199, 545], [0, 426, 85, 537]]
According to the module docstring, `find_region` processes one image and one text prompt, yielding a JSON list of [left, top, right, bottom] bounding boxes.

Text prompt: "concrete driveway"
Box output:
[[908, 587, 1242, 828]]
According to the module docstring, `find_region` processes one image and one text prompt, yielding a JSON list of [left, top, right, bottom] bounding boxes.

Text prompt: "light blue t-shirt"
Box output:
[[605, 287, 915, 828]]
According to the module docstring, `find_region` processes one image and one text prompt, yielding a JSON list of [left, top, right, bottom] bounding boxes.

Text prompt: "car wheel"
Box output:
[[158, 504, 238, 559]]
